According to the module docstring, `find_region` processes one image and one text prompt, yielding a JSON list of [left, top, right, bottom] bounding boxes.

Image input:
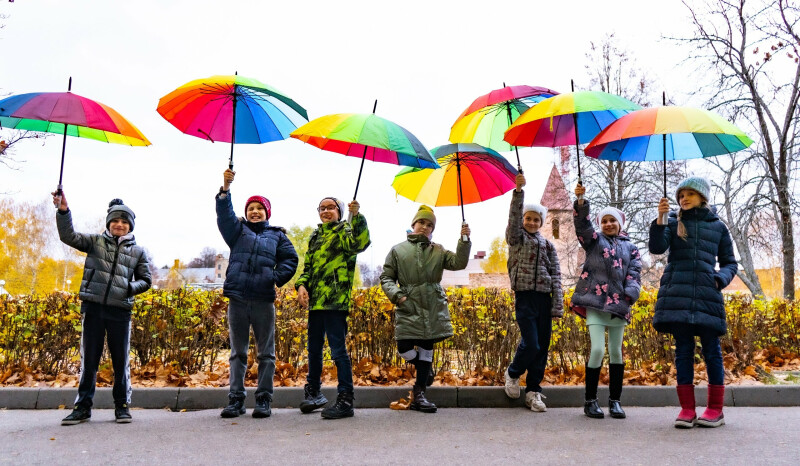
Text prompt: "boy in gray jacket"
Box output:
[[54, 192, 151, 425], [503, 173, 563, 412]]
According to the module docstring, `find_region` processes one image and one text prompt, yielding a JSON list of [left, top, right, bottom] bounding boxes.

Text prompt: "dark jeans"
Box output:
[[673, 327, 724, 386], [508, 290, 552, 393], [75, 310, 132, 408], [227, 298, 275, 400], [307, 310, 353, 394]]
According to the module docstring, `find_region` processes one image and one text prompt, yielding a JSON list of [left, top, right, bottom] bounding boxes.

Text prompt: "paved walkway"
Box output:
[[1, 407, 797, 464]]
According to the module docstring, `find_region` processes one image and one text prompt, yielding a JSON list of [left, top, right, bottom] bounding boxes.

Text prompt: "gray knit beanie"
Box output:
[[675, 177, 711, 202]]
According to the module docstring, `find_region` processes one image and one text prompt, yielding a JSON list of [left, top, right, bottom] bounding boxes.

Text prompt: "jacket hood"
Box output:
[[406, 233, 431, 244]]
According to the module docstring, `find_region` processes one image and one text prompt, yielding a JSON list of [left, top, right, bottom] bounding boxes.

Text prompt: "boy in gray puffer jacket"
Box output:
[[503, 173, 563, 413], [54, 192, 151, 426]]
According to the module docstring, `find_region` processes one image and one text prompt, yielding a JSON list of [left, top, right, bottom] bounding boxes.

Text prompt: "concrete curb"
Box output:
[[1, 385, 797, 410]]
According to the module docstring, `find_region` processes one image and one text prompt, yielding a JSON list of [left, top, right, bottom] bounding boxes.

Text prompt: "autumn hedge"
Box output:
[[1, 287, 798, 385]]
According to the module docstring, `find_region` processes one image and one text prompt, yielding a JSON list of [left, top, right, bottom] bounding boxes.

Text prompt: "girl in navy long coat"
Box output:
[[649, 177, 737, 429]]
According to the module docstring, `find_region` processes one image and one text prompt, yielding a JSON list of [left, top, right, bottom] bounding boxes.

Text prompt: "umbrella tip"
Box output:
[[68, 77, 72, 91]]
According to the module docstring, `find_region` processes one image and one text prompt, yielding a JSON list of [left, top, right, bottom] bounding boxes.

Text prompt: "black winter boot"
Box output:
[[299, 384, 328, 414], [321, 391, 354, 419], [584, 365, 604, 419], [409, 385, 437, 413], [608, 363, 626, 419], [253, 395, 271, 418], [220, 395, 246, 418]]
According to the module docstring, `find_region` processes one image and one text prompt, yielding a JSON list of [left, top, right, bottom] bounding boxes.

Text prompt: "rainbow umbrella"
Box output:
[[391, 143, 517, 223], [0, 77, 150, 194], [584, 103, 754, 198], [504, 81, 641, 187], [449, 84, 558, 168], [290, 100, 438, 213], [157, 73, 308, 169]]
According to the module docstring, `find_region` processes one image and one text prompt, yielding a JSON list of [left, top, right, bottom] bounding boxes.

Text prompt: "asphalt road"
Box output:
[[1, 407, 797, 465]]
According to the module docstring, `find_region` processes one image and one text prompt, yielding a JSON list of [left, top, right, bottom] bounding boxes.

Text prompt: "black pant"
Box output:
[[508, 290, 552, 393], [306, 310, 353, 394], [75, 310, 132, 408]]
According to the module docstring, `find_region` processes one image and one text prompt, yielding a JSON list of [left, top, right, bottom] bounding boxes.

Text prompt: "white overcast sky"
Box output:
[[0, 0, 697, 268]]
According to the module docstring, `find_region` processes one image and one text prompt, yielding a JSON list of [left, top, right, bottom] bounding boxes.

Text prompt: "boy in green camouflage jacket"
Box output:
[[296, 197, 370, 419]]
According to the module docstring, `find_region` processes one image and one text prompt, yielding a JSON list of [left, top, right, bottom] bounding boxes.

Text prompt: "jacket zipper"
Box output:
[[533, 235, 541, 290], [103, 240, 123, 305], [692, 216, 699, 321]]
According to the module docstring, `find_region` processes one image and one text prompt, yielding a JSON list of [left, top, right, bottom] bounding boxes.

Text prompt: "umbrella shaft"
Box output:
[[58, 125, 68, 186], [229, 91, 238, 169], [353, 145, 369, 200]]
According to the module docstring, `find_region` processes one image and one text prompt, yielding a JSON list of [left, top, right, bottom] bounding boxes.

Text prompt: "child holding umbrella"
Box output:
[[295, 196, 371, 419], [572, 184, 642, 419], [502, 173, 563, 412], [216, 169, 298, 419], [54, 192, 151, 425], [380, 206, 471, 413], [650, 177, 737, 428]]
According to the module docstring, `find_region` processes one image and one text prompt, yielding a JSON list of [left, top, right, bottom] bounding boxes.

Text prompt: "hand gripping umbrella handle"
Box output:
[[659, 212, 669, 225], [461, 221, 469, 242], [53, 184, 63, 209], [576, 178, 584, 201]]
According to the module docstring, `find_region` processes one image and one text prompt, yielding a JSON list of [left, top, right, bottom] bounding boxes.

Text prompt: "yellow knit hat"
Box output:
[[411, 205, 436, 230]]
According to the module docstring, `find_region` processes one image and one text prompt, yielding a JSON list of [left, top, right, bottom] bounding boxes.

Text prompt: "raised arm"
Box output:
[[54, 190, 94, 253], [648, 198, 672, 255]]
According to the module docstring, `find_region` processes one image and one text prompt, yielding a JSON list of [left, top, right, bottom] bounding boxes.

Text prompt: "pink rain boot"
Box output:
[[696, 384, 725, 427], [674, 384, 697, 429]]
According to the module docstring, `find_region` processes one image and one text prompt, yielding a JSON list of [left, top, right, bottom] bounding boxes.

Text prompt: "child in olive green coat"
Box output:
[[380, 205, 470, 413]]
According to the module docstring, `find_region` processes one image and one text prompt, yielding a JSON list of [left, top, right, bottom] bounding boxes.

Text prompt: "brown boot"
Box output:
[[409, 385, 437, 413]]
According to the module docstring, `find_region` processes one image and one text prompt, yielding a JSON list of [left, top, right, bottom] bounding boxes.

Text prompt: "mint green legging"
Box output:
[[587, 325, 625, 368]]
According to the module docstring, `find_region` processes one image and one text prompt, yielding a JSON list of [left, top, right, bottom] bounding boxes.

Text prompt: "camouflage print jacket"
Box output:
[[295, 213, 371, 312]]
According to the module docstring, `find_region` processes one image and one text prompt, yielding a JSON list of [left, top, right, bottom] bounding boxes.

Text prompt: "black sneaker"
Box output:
[[61, 406, 91, 426], [321, 391, 354, 419], [299, 384, 328, 414], [253, 395, 271, 419], [115, 404, 132, 423], [220, 396, 246, 418]]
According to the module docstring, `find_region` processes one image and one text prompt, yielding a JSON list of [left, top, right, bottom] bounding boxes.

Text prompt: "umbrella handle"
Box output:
[[659, 212, 669, 225], [576, 178, 584, 201], [347, 211, 353, 224], [461, 221, 469, 242], [53, 184, 63, 209]]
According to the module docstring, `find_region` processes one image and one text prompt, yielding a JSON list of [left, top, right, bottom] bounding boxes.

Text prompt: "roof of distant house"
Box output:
[[540, 165, 571, 211]]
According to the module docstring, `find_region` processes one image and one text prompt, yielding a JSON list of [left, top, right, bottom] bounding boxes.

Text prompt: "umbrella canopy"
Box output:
[[157, 74, 308, 168], [504, 86, 641, 184], [0, 78, 150, 191], [392, 143, 517, 221], [450, 85, 558, 165], [0, 91, 150, 145], [290, 104, 439, 204], [585, 105, 754, 196], [504, 90, 641, 147], [584, 106, 753, 161]]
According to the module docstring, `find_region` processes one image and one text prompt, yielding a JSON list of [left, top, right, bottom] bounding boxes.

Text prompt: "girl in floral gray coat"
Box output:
[[572, 184, 642, 420]]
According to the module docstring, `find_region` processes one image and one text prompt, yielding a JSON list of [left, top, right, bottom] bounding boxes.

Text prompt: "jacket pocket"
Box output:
[[81, 268, 95, 292]]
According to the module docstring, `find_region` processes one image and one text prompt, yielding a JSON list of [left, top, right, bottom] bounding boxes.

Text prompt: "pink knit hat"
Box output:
[[245, 195, 271, 220]]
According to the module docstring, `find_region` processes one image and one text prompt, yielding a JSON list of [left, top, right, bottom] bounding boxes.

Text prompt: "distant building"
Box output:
[[442, 251, 488, 288], [539, 165, 582, 286], [151, 259, 223, 290], [214, 253, 229, 283]]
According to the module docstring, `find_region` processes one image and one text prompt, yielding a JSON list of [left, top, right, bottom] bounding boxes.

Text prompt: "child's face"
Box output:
[[522, 212, 542, 234], [317, 199, 340, 223], [412, 219, 434, 238], [108, 218, 130, 236], [246, 202, 268, 222], [678, 189, 704, 210], [600, 215, 620, 236]]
